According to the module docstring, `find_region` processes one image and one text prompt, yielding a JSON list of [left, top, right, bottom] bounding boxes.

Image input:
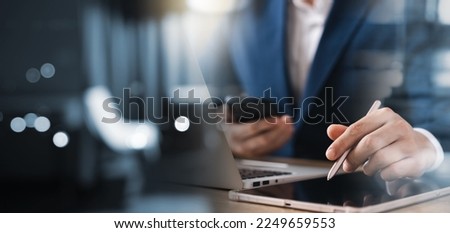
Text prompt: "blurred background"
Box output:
[[0, 0, 449, 212], [0, 0, 244, 212]]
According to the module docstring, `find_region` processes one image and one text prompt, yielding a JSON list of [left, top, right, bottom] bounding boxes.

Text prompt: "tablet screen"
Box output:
[[236, 172, 450, 208]]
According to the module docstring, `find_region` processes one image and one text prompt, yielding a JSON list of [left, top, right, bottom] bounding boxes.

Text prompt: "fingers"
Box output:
[[385, 179, 411, 196], [379, 158, 426, 181], [326, 108, 395, 161], [235, 118, 294, 157], [223, 115, 294, 157], [349, 129, 436, 181], [327, 124, 348, 141], [223, 116, 283, 142], [360, 143, 405, 176], [344, 122, 404, 172]]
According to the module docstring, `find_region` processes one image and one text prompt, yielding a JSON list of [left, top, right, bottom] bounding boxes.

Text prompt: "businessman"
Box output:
[[219, 0, 444, 181]]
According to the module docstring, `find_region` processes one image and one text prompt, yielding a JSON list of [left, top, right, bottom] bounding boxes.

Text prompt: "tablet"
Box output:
[[229, 172, 450, 212]]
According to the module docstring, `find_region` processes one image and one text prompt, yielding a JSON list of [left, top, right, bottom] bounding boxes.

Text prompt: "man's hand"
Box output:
[[326, 107, 438, 181], [222, 115, 294, 158]]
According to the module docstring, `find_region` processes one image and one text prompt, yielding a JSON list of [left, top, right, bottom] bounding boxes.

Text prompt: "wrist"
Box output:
[[413, 128, 444, 172]]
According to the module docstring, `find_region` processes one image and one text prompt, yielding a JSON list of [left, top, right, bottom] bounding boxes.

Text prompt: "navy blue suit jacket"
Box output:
[[227, 0, 439, 158]]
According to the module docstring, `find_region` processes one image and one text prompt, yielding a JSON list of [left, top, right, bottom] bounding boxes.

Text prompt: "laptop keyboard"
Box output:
[[239, 168, 292, 180]]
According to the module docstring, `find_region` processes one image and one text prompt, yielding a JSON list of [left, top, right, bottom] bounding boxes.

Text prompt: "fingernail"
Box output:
[[326, 147, 334, 160]]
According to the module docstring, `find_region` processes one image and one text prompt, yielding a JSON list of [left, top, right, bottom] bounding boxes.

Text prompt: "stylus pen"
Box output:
[[327, 100, 382, 181]]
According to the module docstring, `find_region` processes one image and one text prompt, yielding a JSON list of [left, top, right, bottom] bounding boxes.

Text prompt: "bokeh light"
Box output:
[[34, 116, 51, 132], [53, 131, 69, 148], [25, 68, 41, 83], [24, 113, 38, 128], [40, 63, 56, 79], [10, 117, 26, 133], [174, 116, 190, 132]]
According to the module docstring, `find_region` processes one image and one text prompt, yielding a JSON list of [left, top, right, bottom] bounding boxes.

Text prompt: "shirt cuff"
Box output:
[[413, 128, 444, 172]]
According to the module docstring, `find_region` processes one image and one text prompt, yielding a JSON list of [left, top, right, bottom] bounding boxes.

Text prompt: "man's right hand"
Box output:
[[221, 115, 295, 158]]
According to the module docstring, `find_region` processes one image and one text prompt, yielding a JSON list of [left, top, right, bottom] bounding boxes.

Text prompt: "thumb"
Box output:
[[327, 124, 348, 141]]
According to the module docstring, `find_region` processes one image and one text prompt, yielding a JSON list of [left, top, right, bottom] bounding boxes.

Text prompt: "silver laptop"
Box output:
[[156, 118, 328, 190]]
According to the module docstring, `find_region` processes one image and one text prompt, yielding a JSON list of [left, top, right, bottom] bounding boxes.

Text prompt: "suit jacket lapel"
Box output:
[[302, 0, 373, 100], [230, 0, 291, 102]]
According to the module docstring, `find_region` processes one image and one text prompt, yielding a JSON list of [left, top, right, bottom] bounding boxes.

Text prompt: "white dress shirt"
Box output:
[[287, 0, 333, 98]]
